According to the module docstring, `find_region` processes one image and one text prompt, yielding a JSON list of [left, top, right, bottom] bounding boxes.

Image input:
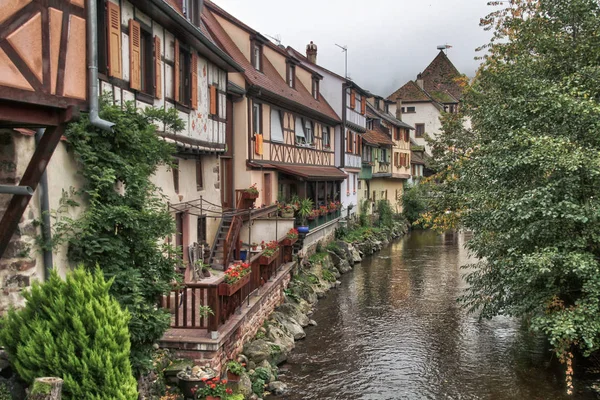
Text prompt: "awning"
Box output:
[[272, 164, 348, 181]]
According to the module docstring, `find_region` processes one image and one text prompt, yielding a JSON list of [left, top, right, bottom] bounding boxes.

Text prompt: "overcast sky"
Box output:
[[211, 0, 493, 97]]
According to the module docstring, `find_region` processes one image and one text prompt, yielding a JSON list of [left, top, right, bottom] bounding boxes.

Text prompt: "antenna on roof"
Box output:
[[265, 34, 282, 46], [437, 44, 453, 54], [335, 44, 348, 79]]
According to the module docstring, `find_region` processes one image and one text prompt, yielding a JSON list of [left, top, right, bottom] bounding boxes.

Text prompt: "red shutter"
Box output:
[[210, 85, 217, 115], [361, 97, 366, 115], [174, 39, 180, 102], [106, 2, 122, 78], [129, 19, 141, 90], [191, 52, 198, 109], [350, 90, 356, 109], [154, 36, 162, 99]]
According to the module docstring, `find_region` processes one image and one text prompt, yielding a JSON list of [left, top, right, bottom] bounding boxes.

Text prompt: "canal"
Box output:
[[274, 231, 596, 399]]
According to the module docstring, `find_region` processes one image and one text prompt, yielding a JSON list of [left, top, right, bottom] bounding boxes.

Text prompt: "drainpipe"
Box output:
[[341, 82, 347, 169], [87, 0, 115, 132], [35, 129, 53, 280]]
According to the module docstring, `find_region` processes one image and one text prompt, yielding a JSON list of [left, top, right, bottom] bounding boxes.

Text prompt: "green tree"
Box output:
[[426, 0, 600, 390], [0, 267, 138, 399], [63, 100, 184, 374], [402, 183, 429, 227]]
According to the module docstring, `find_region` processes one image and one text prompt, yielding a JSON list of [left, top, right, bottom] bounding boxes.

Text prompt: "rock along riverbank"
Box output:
[[235, 221, 409, 399]]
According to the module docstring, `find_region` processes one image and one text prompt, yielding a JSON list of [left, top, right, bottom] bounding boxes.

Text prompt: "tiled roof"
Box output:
[[202, 7, 340, 123], [367, 103, 414, 130], [272, 164, 348, 181], [421, 50, 463, 101], [388, 50, 464, 104], [363, 129, 394, 146], [388, 80, 431, 103], [411, 150, 426, 165]]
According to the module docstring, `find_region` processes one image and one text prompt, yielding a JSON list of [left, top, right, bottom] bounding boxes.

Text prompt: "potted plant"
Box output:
[[226, 360, 245, 382], [259, 241, 280, 265], [282, 228, 299, 246], [250, 242, 258, 251], [243, 184, 259, 199], [195, 377, 232, 400], [279, 203, 294, 218], [218, 262, 251, 296], [297, 198, 314, 234]]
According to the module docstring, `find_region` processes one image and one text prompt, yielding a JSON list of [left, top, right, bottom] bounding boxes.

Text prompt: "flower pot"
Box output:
[[259, 249, 280, 265], [227, 371, 241, 382], [297, 226, 309, 234], [218, 274, 251, 296], [242, 191, 259, 200], [282, 237, 298, 247], [280, 211, 294, 218]]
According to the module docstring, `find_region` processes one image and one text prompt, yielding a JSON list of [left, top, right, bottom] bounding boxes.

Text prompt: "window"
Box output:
[[172, 159, 180, 194], [287, 62, 295, 88], [375, 99, 380, 109], [251, 42, 262, 71], [271, 110, 284, 142], [416, 123, 425, 138], [363, 145, 372, 163], [253, 102, 262, 134], [97, 0, 108, 75], [380, 148, 388, 163], [346, 131, 354, 153], [322, 126, 330, 148], [176, 44, 191, 107], [196, 159, 203, 190], [304, 120, 313, 145], [312, 77, 319, 100], [139, 27, 153, 95], [197, 216, 207, 244], [358, 180, 362, 190], [404, 129, 410, 142], [385, 103, 390, 114], [295, 116, 306, 144], [401, 107, 405, 113], [406, 106, 416, 113], [183, 0, 200, 25]]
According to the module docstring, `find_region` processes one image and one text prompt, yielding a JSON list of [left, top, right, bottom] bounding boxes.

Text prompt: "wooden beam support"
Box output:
[[0, 123, 66, 258]]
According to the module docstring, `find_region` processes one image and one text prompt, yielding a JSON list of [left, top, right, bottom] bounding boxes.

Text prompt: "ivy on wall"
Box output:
[[60, 100, 184, 375]]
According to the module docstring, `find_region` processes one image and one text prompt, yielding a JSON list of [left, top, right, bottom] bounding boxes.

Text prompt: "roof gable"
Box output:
[[421, 51, 463, 101]]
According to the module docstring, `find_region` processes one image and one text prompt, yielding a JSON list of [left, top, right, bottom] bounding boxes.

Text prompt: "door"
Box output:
[[263, 173, 272, 206], [221, 158, 233, 209]]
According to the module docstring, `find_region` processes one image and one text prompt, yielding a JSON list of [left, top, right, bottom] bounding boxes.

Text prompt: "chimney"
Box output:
[[306, 41, 318, 64], [416, 73, 424, 89], [396, 99, 403, 120]]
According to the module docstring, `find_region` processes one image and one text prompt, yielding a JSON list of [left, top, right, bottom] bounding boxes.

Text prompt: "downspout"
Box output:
[[35, 129, 53, 280], [87, 0, 115, 132], [341, 82, 347, 168]]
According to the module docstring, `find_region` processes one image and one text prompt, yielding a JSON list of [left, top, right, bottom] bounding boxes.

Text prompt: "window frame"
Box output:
[[138, 23, 154, 97], [172, 159, 180, 194], [415, 123, 425, 138], [251, 41, 263, 71], [304, 119, 313, 145], [322, 125, 330, 149], [252, 102, 262, 135], [406, 106, 416, 113], [312, 77, 319, 100], [286, 61, 296, 89], [178, 45, 191, 108]]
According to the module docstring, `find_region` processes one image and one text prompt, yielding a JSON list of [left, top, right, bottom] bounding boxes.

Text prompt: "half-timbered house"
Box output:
[[202, 1, 344, 248]]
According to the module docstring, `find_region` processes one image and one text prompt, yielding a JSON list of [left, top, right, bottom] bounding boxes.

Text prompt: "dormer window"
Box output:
[[287, 62, 295, 88], [375, 99, 380, 110], [312, 77, 319, 100], [385, 103, 390, 114], [251, 41, 263, 71], [183, 0, 199, 25]]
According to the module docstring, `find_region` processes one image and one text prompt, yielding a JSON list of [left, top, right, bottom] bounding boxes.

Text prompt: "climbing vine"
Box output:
[[60, 99, 184, 375]]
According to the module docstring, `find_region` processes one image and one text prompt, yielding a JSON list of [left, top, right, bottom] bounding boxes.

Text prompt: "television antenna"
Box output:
[[335, 44, 348, 78], [265, 34, 282, 46]]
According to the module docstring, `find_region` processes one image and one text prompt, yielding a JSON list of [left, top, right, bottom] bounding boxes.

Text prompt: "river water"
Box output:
[[274, 231, 596, 400]]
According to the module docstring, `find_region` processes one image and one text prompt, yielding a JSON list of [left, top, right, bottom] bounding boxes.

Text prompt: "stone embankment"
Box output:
[[235, 222, 408, 399]]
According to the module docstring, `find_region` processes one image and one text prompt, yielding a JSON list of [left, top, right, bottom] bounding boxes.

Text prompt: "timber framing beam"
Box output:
[[0, 106, 78, 258]]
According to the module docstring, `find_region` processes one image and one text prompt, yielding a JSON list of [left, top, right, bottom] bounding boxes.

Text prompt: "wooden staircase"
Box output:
[[208, 191, 256, 270]]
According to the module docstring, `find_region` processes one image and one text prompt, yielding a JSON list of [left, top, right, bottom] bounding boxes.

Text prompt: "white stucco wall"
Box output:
[[401, 102, 442, 155]]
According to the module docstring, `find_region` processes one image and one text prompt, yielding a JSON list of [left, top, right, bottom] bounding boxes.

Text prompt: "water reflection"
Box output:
[[274, 231, 594, 400]]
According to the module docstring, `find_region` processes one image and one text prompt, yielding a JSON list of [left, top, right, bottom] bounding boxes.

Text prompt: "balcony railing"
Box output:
[[160, 235, 292, 334], [376, 163, 391, 174], [306, 209, 342, 230]]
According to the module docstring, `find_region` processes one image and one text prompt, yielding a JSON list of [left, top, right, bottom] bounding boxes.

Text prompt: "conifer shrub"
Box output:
[[0, 267, 138, 400]]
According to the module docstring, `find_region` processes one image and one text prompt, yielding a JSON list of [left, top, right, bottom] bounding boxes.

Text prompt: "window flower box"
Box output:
[[282, 237, 298, 247], [259, 248, 280, 265], [218, 273, 251, 296]]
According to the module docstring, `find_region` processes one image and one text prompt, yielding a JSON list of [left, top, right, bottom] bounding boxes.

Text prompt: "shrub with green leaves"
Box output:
[[0, 267, 138, 399], [402, 183, 429, 227], [54, 100, 183, 374]]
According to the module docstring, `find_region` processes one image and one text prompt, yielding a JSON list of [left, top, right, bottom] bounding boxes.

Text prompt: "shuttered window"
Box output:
[[191, 52, 198, 109], [350, 90, 356, 109], [106, 1, 122, 79], [361, 97, 366, 114], [129, 20, 141, 91], [154, 36, 162, 99]]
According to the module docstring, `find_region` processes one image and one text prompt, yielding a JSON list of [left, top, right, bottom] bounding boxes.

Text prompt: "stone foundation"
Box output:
[[159, 262, 294, 372]]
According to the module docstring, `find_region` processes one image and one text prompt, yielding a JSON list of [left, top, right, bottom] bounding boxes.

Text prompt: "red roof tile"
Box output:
[[388, 81, 431, 103], [202, 7, 340, 123]]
